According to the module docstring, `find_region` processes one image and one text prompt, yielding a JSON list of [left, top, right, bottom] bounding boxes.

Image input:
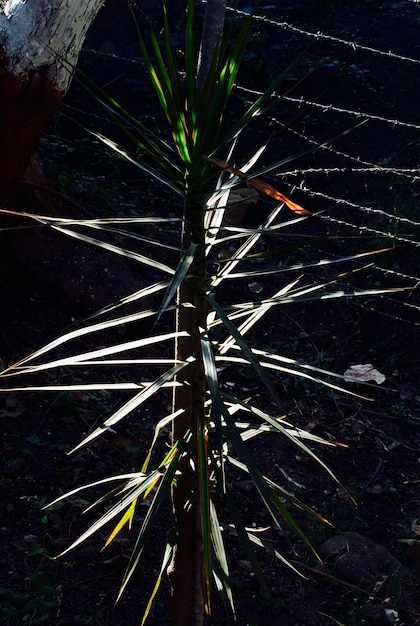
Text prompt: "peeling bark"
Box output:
[[0, 0, 103, 204]]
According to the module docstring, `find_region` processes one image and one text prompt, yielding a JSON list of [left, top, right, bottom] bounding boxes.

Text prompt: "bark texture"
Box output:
[[196, 0, 227, 95], [0, 0, 103, 203]]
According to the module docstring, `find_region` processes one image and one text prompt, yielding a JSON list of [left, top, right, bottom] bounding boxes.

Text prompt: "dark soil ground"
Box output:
[[1, 1, 419, 625]]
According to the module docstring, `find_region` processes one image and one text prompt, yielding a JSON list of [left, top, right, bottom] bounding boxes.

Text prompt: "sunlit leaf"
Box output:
[[117, 430, 192, 600], [6, 331, 188, 377], [154, 243, 197, 327], [210, 500, 235, 616], [141, 543, 173, 626], [103, 498, 137, 549], [69, 358, 194, 453]]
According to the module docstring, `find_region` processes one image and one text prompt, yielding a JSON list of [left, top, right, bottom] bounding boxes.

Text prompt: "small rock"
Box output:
[[318, 532, 403, 589], [363, 604, 398, 626], [23, 534, 41, 547]]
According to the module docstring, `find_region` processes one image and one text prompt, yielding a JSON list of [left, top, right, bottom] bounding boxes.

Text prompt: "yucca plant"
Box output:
[[0, 2, 406, 625]]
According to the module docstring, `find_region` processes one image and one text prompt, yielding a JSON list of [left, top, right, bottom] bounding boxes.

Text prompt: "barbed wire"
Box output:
[[233, 91, 420, 231], [234, 86, 420, 186], [352, 300, 420, 326], [229, 7, 420, 66], [317, 211, 419, 247], [83, 48, 145, 66], [279, 182, 420, 247], [295, 184, 420, 228], [235, 84, 420, 131], [280, 94, 420, 131], [280, 167, 420, 178], [370, 267, 420, 286]]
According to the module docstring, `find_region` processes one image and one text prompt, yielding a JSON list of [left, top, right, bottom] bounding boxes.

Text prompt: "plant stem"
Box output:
[[168, 197, 208, 626]]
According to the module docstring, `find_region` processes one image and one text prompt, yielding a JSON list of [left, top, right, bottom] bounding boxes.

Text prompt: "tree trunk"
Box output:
[[196, 0, 227, 96], [0, 0, 104, 204]]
